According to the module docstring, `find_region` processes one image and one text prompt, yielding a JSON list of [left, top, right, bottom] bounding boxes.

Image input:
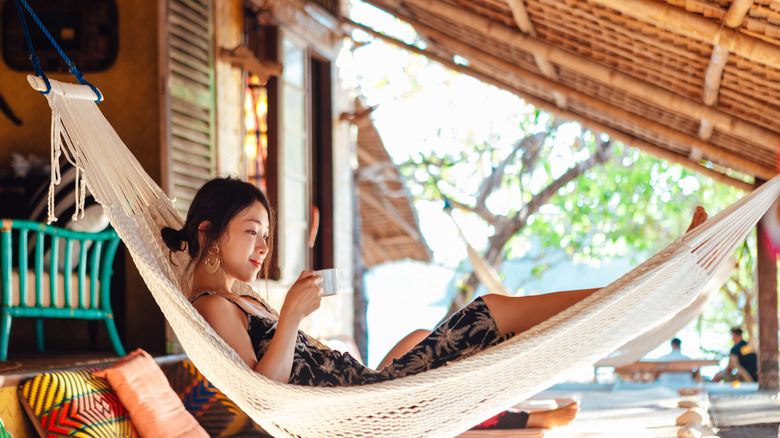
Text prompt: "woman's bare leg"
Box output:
[[482, 289, 599, 337], [376, 329, 431, 370], [484, 206, 708, 337]]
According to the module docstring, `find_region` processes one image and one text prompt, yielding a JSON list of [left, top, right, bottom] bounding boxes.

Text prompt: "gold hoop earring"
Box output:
[[204, 246, 220, 274]]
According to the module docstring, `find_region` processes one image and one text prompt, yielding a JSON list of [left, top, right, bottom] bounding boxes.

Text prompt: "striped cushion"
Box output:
[[165, 360, 251, 437], [18, 368, 137, 437], [0, 416, 12, 438]]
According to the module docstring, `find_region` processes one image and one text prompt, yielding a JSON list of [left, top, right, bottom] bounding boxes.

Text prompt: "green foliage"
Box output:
[[525, 142, 744, 267], [400, 111, 752, 334], [402, 115, 744, 269]]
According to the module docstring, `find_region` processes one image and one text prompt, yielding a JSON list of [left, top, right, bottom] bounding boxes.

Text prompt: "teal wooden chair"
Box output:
[[0, 219, 125, 360]]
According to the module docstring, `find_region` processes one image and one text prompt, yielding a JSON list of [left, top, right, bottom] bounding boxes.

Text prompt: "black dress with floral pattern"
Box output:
[[192, 293, 512, 387]]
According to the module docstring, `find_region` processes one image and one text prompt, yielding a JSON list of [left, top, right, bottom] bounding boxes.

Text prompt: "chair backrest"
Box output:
[[0, 218, 121, 311]]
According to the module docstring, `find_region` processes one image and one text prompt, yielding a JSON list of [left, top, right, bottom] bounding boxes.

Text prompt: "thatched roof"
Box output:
[[350, 98, 432, 267], [353, 0, 780, 191]]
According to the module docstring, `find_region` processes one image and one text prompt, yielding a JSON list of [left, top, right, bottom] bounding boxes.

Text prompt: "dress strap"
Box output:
[[191, 291, 273, 319]]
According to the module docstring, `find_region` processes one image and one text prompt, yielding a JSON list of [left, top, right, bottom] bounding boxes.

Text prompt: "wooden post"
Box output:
[[755, 178, 780, 390], [352, 170, 369, 362]]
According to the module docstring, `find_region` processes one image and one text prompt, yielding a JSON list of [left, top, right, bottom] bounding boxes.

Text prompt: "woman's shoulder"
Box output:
[[191, 292, 244, 314], [192, 291, 276, 320]]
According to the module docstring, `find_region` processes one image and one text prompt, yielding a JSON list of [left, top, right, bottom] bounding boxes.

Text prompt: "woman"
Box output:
[[161, 177, 707, 429]]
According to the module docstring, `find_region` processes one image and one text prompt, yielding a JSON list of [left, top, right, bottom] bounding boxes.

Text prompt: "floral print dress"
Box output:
[[192, 293, 512, 387]]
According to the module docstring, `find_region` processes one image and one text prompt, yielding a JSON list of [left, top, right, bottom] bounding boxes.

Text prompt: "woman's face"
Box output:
[[218, 201, 270, 283]]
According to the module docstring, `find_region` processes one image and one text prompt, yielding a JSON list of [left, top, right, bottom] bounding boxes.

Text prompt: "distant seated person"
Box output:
[[713, 327, 758, 382], [653, 338, 701, 385], [655, 338, 691, 361]]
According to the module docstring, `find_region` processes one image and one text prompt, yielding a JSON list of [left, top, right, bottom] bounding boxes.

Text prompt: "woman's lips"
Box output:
[[250, 259, 262, 268]]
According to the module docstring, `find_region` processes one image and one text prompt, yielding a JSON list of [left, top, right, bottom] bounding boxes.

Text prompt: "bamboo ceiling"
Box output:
[[350, 98, 432, 267], [354, 0, 780, 190]]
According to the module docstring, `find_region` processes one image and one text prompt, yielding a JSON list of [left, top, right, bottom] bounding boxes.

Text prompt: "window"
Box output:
[[245, 76, 269, 191], [243, 30, 334, 281]]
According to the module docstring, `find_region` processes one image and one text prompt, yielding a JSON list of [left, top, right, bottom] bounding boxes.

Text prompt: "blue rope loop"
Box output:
[[14, 0, 49, 94], [14, 0, 103, 102]]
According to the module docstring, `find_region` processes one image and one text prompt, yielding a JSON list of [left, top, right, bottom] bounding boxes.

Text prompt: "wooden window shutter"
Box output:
[[163, 0, 215, 214]]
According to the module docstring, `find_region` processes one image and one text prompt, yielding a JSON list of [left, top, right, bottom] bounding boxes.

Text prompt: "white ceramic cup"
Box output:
[[315, 268, 338, 296]]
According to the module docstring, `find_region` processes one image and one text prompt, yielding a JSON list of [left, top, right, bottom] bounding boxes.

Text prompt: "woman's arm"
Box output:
[[255, 271, 323, 381], [192, 295, 259, 369], [195, 271, 323, 383]]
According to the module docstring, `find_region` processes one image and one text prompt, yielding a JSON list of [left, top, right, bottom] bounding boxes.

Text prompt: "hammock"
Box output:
[[595, 259, 734, 367], [30, 74, 780, 437]]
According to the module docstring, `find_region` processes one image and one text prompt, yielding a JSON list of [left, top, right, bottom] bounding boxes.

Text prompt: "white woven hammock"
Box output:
[[32, 76, 780, 438], [595, 260, 734, 368]]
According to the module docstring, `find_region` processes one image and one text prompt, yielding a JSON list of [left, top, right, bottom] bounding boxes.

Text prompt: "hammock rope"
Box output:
[[30, 76, 780, 438], [14, 0, 102, 101], [595, 260, 733, 367], [443, 203, 512, 295], [15, 0, 105, 224]]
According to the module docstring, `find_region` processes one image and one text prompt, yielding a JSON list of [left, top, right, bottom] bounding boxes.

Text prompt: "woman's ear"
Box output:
[[197, 221, 212, 243]]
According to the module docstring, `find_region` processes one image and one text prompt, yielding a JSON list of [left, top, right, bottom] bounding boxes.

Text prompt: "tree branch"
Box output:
[[515, 138, 613, 231], [474, 132, 546, 209], [484, 138, 613, 268]]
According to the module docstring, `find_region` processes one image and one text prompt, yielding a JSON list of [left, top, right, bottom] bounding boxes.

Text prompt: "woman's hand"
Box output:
[[279, 270, 323, 324]]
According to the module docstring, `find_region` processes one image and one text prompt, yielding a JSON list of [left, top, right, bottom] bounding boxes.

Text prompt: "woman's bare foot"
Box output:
[[686, 206, 708, 232], [526, 402, 579, 429]]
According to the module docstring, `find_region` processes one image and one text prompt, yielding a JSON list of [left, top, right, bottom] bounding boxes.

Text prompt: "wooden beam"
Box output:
[[377, 235, 419, 245], [590, 0, 780, 68], [699, 44, 730, 141], [703, 45, 730, 107], [346, 18, 765, 186], [724, 0, 754, 28], [404, 0, 780, 151], [218, 44, 283, 84], [358, 17, 774, 180], [701, 0, 751, 142], [504, 0, 567, 108], [359, 189, 422, 240], [755, 178, 779, 390], [505, 0, 535, 34], [357, 147, 380, 166], [698, 119, 714, 141]]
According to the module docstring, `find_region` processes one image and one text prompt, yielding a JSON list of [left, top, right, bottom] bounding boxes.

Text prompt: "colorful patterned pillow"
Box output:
[[94, 349, 208, 438], [0, 416, 13, 438], [165, 360, 251, 437], [18, 368, 137, 437]]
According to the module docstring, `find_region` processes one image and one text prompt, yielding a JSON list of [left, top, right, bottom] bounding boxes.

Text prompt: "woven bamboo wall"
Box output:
[[354, 99, 432, 267]]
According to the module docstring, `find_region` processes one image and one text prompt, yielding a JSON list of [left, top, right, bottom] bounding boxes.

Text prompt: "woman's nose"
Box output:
[[256, 239, 268, 254]]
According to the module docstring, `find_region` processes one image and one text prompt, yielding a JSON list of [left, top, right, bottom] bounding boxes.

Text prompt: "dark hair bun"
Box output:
[[161, 226, 187, 252]]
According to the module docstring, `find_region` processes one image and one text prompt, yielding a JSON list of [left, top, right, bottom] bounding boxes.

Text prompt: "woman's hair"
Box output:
[[161, 177, 275, 278]]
